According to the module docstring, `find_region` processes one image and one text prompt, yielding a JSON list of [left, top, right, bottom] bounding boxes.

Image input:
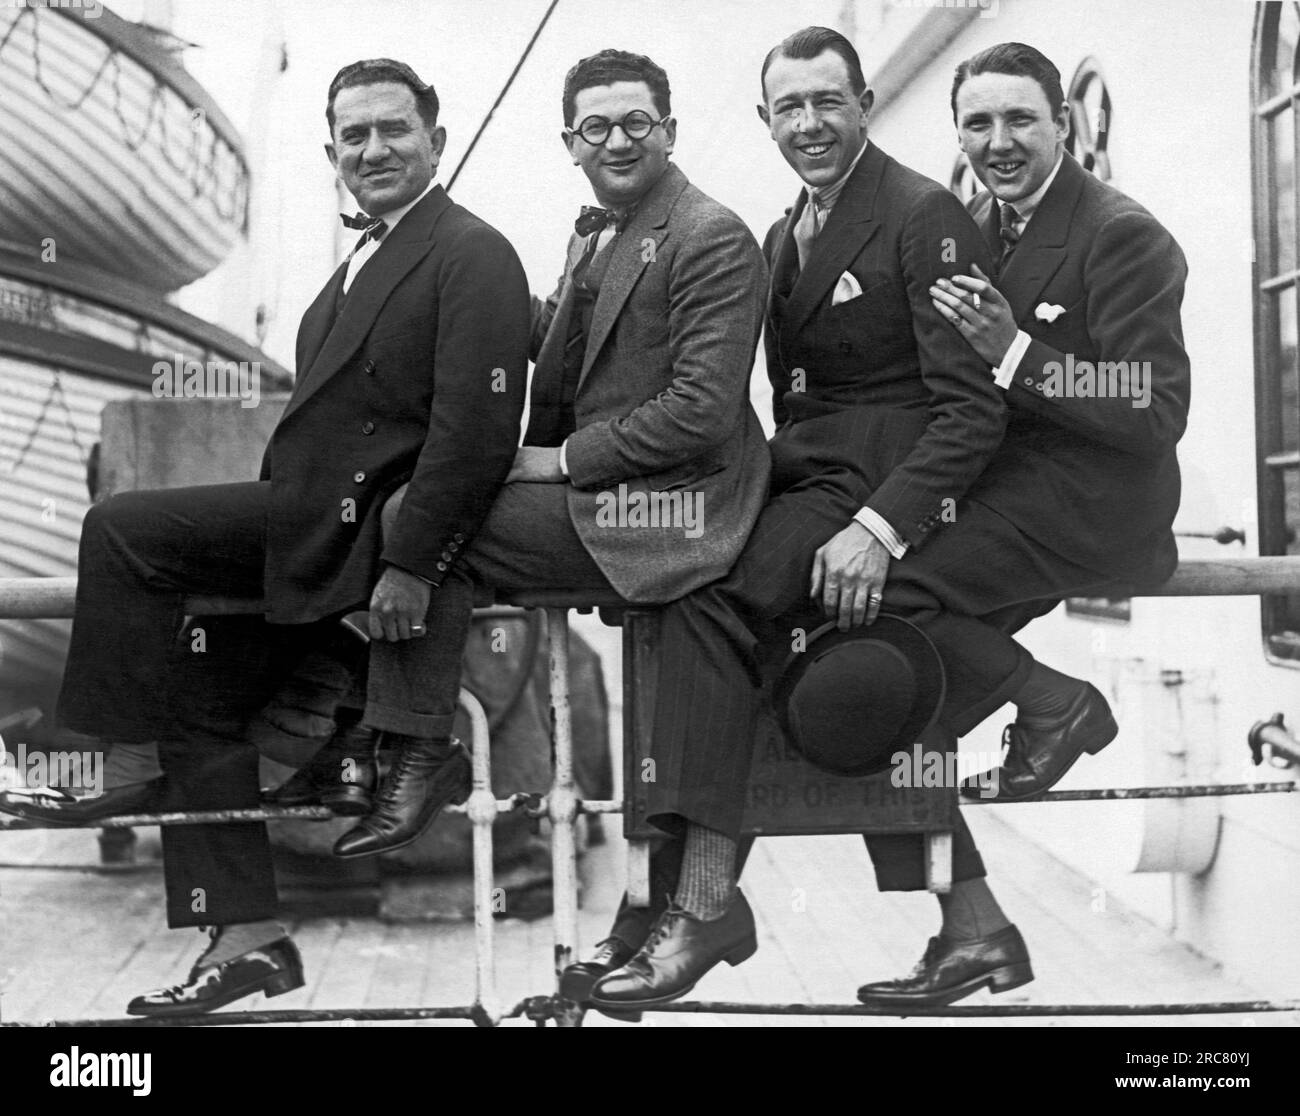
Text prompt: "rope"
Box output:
[[446, 0, 561, 192], [0, 5, 247, 225]]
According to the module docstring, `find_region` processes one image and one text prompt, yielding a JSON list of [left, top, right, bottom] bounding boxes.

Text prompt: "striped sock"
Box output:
[[673, 823, 737, 920]]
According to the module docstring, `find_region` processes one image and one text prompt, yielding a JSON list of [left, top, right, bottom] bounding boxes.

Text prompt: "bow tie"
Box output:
[[575, 206, 631, 237], [340, 212, 386, 234]]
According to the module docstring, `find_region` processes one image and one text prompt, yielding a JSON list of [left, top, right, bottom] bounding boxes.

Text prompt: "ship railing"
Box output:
[[0, 560, 1298, 1026]]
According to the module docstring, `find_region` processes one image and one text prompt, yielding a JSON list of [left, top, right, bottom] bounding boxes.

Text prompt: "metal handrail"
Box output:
[[3, 562, 1300, 1026]]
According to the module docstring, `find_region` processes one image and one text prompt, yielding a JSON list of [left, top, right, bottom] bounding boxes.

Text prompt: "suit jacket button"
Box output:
[[441, 550, 452, 561], [362, 421, 375, 435], [365, 360, 376, 375], [354, 471, 366, 483], [436, 561, 448, 572], [1023, 377, 1034, 386], [454, 532, 466, 543]]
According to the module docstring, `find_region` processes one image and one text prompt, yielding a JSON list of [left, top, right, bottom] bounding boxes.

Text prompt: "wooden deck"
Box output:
[[1, 808, 1293, 1027]]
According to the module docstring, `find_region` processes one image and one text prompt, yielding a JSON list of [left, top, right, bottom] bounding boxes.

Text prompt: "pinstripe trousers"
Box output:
[[642, 424, 1110, 890]]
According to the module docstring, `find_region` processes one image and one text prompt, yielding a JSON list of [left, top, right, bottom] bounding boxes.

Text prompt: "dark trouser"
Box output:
[[58, 483, 335, 927], [362, 479, 618, 736], [643, 467, 1111, 889], [57, 480, 614, 927]]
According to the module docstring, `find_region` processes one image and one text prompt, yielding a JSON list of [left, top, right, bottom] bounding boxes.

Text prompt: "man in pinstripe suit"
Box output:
[[587, 26, 1028, 1015]]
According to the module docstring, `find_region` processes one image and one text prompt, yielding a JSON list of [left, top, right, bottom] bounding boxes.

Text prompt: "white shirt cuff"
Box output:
[[853, 507, 908, 559], [558, 439, 569, 478], [992, 329, 1032, 389]]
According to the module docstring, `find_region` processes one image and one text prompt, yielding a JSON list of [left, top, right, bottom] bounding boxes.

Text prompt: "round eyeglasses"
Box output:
[[571, 111, 669, 146]]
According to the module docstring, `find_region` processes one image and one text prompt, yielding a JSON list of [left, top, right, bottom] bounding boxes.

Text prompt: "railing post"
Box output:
[[458, 687, 501, 1027], [544, 607, 583, 1026]]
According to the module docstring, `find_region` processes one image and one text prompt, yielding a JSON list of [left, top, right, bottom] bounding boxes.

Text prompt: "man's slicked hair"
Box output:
[[562, 49, 671, 127], [950, 42, 1066, 123], [760, 26, 867, 101], [326, 58, 440, 134]]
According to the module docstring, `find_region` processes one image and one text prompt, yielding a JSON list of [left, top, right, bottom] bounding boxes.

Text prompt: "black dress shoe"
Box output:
[[588, 891, 757, 1012], [561, 937, 639, 1003], [964, 682, 1117, 803], [0, 778, 162, 826], [127, 935, 304, 1018], [856, 924, 1033, 1008], [332, 737, 472, 859], [262, 721, 377, 816], [560, 899, 660, 1003]]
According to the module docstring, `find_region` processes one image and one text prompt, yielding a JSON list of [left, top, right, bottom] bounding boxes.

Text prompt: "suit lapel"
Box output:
[[297, 262, 347, 377], [994, 153, 1084, 321], [767, 202, 800, 311], [781, 143, 884, 336], [282, 186, 452, 424], [528, 235, 586, 419], [578, 163, 688, 390]]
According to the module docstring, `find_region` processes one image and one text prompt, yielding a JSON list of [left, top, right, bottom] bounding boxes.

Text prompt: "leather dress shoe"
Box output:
[[0, 778, 161, 826], [562, 938, 639, 1005], [963, 681, 1117, 803], [589, 891, 757, 1012], [127, 933, 304, 1018], [560, 900, 660, 1003], [856, 924, 1033, 1008], [332, 737, 472, 859], [262, 721, 377, 816]]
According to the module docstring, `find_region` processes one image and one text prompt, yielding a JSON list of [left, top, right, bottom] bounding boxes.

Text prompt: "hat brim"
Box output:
[[771, 613, 947, 777]]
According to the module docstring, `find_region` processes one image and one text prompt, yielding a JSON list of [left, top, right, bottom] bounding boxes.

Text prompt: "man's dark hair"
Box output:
[[760, 26, 867, 101], [326, 59, 440, 133], [950, 42, 1065, 123], [562, 49, 671, 127]]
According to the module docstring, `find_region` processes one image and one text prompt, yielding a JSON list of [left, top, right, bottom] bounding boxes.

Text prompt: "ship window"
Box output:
[[1253, 2, 1300, 663]]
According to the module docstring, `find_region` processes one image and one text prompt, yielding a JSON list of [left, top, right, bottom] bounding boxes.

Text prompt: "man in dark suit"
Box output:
[[588, 27, 1015, 1015], [856, 41, 1190, 1007], [328, 48, 770, 860], [0, 59, 532, 1016]]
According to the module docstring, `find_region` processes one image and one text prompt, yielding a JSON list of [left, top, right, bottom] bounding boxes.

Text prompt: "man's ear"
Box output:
[[562, 128, 581, 165], [756, 103, 771, 129], [857, 87, 875, 120], [429, 125, 447, 169], [662, 116, 677, 156], [1053, 101, 1071, 142], [325, 141, 339, 171]]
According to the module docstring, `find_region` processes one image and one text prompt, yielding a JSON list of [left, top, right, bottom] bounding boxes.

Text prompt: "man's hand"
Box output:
[[506, 446, 565, 484], [810, 520, 891, 630], [368, 565, 431, 641], [929, 264, 1018, 367]]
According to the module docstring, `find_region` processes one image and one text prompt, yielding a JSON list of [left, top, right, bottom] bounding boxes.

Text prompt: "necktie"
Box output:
[[998, 202, 1021, 267], [340, 213, 387, 259], [575, 205, 632, 237], [792, 193, 825, 270]]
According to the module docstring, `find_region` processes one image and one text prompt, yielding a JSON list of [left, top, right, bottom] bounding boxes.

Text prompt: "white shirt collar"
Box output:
[[1005, 151, 1064, 226]]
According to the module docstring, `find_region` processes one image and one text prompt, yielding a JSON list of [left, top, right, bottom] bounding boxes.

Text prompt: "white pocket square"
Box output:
[[831, 270, 863, 306], [1034, 302, 1066, 323]]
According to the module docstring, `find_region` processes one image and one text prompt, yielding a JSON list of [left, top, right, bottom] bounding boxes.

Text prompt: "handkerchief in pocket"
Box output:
[[832, 270, 863, 306]]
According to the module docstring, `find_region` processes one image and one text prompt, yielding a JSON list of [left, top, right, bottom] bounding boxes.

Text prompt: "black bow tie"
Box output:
[[575, 206, 631, 237], [340, 212, 385, 234]]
